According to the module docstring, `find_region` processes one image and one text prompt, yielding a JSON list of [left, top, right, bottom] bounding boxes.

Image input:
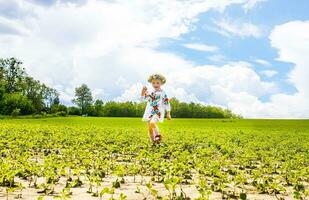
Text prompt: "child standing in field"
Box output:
[[140, 74, 171, 144]]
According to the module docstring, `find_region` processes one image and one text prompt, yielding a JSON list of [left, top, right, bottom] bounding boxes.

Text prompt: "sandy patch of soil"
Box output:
[[0, 175, 294, 200]]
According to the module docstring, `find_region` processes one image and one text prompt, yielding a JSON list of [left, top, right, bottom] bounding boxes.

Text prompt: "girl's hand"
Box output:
[[166, 112, 172, 120], [141, 86, 147, 96]]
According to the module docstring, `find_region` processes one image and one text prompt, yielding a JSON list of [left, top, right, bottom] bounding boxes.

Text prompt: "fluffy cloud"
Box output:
[[168, 62, 276, 102], [242, 0, 268, 12], [0, 0, 248, 101], [254, 59, 272, 67], [0, 16, 30, 36], [26, 0, 87, 7], [1, 0, 308, 118], [211, 20, 309, 118], [115, 20, 309, 119], [266, 21, 309, 118], [270, 21, 309, 97], [0, 0, 33, 19], [260, 70, 277, 77], [114, 82, 143, 102], [211, 18, 263, 38], [222, 20, 309, 118], [183, 43, 218, 52], [115, 62, 277, 114]]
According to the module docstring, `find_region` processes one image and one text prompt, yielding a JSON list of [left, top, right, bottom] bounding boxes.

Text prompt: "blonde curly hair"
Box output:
[[147, 74, 166, 84]]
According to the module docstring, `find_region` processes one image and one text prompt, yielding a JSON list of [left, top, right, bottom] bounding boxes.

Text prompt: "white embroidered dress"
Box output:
[[141, 89, 171, 122]]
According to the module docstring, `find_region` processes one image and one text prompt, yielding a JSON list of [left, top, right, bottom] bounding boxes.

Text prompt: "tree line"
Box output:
[[0, 58, 60, 116], [0, 57, 240, 118], [76, 97, 240, 118]]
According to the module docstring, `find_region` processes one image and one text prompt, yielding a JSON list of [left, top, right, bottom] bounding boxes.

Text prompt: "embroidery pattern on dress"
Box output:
[[147, 92, 161, 119], [141, 89, 170, 122]]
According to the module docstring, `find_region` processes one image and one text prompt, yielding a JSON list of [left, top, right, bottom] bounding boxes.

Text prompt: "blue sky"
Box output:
[[0, 0, 309, 118], [160, 0, 309, 98]]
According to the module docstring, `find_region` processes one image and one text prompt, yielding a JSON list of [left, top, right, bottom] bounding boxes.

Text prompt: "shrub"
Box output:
[[1, 93, 34, 115], [56, 111, 67, 117], [68, 107, 81, 116], [11, 108, 20, 117], [51, 104, 68, 114]]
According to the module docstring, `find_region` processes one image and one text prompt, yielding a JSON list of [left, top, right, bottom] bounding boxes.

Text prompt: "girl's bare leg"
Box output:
[[153, 124, 160, 136], [148, 122, 155, 141], [149, 121, 161, 143]]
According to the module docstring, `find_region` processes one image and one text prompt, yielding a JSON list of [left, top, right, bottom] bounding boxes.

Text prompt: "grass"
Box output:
[[0, 117, 309, 199]]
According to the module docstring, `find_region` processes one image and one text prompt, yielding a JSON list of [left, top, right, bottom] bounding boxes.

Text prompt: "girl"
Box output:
[[140, 74, 171, 144]]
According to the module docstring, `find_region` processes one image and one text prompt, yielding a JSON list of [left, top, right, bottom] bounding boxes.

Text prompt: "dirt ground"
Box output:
[[0, 175, 294, 200]]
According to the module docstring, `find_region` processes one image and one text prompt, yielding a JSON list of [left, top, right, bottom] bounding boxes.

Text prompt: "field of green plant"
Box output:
[[0, 117, 309, 200]]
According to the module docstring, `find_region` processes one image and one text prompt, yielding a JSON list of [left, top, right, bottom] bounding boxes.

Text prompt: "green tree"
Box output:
[[68, 106, 81, 115], [93, 100, 104, 116], [23, 77, 45, 112], [0, 57, 62, 115], [0, 82, 5, 102], [51, 104, 68, 114], [44, 87, 59, 109], [0, 58, 25, 93], [72, 84, 93, 115], [0, 93, 34, 115]]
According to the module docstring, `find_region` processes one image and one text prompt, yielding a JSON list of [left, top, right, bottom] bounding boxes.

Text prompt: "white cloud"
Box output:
[[260, 70, 277, 77], [211, 19, 263, 38], [168, 62, 277, 104], [151, 20, 309, 119], [242, 0, 268, 12], [254, 59, 272, 67], [1, 0, 248, 102], [114, 82, 143, 102], [114, 62, 278, 114], [267, 21, 309, 117], [1, 1, 308, 118], [270, 21, 309, 95], [0, 16, 31, 36], [0, 0, 35, 19], [208, 54, 226, 63], [224, 20, 309, 118], [208, 20, 309, 118], [183, 43, 218, 52]]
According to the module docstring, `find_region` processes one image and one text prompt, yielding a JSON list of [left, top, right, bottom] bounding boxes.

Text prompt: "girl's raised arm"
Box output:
[[140, 86, 150, 102]]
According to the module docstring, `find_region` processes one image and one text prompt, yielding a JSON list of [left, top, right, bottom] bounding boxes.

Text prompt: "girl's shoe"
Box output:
[[154, 134, 161, 144]]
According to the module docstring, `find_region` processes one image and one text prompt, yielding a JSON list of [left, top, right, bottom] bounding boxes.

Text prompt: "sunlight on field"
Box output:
[[0, 117, 309, 200]]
